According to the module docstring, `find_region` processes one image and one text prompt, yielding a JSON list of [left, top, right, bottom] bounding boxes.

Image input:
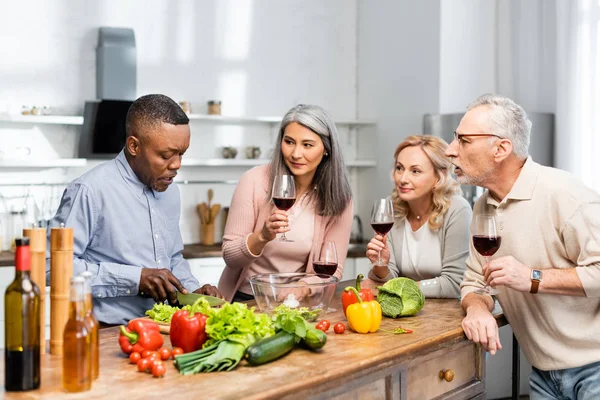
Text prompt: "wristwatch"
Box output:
[[530, 269, 542, 294]]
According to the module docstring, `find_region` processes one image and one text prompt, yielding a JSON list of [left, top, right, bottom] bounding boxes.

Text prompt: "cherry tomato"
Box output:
[[145, 352, 160, 361], [141, 350, 152, 358], [317, 320, 331, 331], [158, 347, 171, 361], [137, 357, 151, 373], [152, 361, 167, 378], [315, 323, 327, 332], [129, 351, 141, 364], [334, 323, 345, 334], [171, 347, 184, 359]]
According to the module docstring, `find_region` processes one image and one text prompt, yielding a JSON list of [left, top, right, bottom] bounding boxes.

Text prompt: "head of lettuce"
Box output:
[[376, 278, 425, 318]]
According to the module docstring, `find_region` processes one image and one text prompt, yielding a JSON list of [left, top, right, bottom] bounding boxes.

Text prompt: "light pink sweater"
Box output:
[[218, 165, 354, 302]]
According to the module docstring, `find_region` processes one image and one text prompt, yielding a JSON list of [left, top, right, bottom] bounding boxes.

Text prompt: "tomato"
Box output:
[[334, 323, 345, 334], [158, 347, 171, 361], [141, 350, 152, 358], [137, 357, 151, 373], [129, 351, 141, 364], [317, 320, 330, 331], [145, 352, 160, 361], [315, 323, 327, 332], [152, 361, 167, 378], [171, 347, 184, 359]]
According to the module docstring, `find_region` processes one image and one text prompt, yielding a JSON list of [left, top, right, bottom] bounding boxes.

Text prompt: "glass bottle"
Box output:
[[4, 237, 41, 391], [79, 271, 99, 380], [62, 276, 91, 392]]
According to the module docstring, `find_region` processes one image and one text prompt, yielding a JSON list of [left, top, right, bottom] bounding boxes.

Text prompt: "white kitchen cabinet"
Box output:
[[187, 257, 226, 287]]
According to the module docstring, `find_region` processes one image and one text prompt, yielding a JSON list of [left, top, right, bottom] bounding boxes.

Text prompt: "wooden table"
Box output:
[[0, 285, 506, 400]]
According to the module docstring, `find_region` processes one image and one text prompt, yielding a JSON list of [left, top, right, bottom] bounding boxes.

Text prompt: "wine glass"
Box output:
[[313, 241, 338, 276], [313, 241, 338, 313], [272, 175, 296, 242], [370, 198, 394, 266], [473, 214, 502, 295]]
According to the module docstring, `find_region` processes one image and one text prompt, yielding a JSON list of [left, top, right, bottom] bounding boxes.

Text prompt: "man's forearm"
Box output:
[[538, 267, 586, 296], [462, 292, 495, 313]]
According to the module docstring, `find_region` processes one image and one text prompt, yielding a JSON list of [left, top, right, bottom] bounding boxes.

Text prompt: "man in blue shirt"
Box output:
[[46, 94, 221, 324]]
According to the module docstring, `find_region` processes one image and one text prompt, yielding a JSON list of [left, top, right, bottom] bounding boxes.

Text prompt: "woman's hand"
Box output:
[[260, 209, 291, 242], [366, 234, 390, 265]]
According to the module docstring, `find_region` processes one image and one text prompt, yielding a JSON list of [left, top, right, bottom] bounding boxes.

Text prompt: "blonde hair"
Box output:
[[391, 135, 461, 230]]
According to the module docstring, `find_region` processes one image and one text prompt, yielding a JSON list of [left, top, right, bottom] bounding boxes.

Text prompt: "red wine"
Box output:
[[313, 262, 338, 276], [371, 222, 394, 235], [273, 197, 296, 211], [5, 348, 41, 391], [473, 235, 501, 257]]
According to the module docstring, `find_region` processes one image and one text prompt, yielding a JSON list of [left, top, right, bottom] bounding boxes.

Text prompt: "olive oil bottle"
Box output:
[[4, 237, 41, 392], [62, 276, 91, 392], [79, 271, 99, 380]]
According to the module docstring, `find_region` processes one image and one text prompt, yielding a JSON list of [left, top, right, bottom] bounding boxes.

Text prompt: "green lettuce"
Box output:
[[204, 301, 274, 347], [376, 278, 425, 318]]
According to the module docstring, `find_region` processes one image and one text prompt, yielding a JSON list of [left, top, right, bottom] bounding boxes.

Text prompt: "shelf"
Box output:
[[0, 114, 375, 127], [0, 159, 87, 168], [0, 115, 84, 125], [186, 114, 376, 126], [0, 158, 374, 169]]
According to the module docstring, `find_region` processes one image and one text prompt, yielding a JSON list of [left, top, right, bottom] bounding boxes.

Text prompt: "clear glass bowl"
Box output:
[[249, 273, 339, 321]]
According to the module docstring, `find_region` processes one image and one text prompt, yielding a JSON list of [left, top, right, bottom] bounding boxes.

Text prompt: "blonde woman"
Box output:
[[366, 135, 472, 298]]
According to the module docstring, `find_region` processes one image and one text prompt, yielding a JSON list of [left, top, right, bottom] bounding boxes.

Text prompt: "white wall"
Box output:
[[439, 0, 497, 113], [0, 0, 360, 245]]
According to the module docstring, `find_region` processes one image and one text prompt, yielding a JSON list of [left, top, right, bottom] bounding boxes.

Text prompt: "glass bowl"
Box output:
[[249, 273, 339, 321]]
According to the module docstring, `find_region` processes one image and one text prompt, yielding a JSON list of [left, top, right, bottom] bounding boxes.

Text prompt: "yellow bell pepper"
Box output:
[[344, 286, 382, 333]]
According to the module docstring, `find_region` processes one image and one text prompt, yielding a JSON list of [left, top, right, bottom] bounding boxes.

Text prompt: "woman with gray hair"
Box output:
[[219, 104, 354, 302]]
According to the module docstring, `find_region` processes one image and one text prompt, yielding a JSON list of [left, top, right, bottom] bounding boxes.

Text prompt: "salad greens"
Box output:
[[145, 300, 211, 323]]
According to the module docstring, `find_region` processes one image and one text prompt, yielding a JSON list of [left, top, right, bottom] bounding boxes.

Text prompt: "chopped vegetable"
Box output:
[[344, 286, 382, 333], [381, 325, 413, 334], [283, 293, 300, 308], [376, 277, 425, 318]]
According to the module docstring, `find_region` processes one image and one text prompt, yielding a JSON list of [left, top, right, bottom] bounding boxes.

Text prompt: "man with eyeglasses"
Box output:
[[446, 93, 600, 399]]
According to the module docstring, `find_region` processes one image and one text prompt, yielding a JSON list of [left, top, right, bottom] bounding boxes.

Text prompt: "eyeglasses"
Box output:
[[452, 131, 502, 146]]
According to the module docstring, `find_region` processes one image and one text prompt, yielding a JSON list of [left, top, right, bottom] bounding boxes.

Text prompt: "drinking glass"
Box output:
[[313, 241, 338, 313], [272, 175, 296, 242], [370, 198, 394, 266], [473, 214, 502, 295], [313, 241, 338, 276]]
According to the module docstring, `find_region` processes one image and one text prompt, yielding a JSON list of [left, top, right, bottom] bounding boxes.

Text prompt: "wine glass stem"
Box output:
[[484, 256, 490, 289], [377, 250, 382, 265]]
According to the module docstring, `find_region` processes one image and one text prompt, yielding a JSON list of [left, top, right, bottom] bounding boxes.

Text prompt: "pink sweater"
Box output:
[[218, 165, 354, 302]]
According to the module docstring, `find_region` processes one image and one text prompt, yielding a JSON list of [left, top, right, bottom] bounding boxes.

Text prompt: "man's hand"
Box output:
[[484, 256, 531, 292], [462, 299, 502, 355], [194, 284, 224, 299], [139, 268, 187, 304]]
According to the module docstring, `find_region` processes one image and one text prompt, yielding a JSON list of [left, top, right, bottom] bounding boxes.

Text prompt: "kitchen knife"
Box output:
[[177, 291, 227, 307]]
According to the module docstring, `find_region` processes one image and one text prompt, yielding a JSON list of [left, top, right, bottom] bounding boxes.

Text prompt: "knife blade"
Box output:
[[177, 291, 226, 307]]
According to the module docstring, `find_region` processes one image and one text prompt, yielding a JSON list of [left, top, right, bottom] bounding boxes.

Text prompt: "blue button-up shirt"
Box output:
[[45, 150, 200, 324]]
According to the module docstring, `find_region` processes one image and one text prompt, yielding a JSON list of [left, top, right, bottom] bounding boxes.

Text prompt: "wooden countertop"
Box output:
[[0, 243, 369, 267], [0, 282, 507, 399]]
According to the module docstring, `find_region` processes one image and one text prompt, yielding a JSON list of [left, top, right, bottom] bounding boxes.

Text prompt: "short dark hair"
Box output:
[[126, 94, 189, 140]]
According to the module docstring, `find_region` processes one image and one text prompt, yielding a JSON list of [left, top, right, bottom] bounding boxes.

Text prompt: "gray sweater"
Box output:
[[368, 194, 472, 298]]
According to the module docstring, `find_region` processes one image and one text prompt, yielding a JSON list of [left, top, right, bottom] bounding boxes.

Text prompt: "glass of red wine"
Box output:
[[313, 241, 338, 276], [370, 198, 394, 266], [272, 175, 296, 242], [313, 241, 338, 313], [473, 214, 502, 295]]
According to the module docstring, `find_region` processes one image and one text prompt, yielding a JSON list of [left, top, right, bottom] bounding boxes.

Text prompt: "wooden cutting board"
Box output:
[[131, 317, 170, 335]]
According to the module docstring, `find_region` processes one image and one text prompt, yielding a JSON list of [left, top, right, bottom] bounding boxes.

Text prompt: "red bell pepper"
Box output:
[[169, 309, 208, 353], [119, 319, 164, 355], [341, 274, 375, 316]]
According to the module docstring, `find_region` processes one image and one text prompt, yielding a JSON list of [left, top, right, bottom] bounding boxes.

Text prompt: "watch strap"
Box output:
[[530, 279, 540, 294]]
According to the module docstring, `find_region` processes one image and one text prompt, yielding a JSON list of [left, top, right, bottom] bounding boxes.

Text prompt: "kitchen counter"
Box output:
[[0, 243, 369, 267], [0, 282, 506, 399]]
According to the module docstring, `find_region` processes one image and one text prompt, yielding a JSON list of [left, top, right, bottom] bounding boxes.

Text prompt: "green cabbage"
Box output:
[[376, 278, 425, 317]]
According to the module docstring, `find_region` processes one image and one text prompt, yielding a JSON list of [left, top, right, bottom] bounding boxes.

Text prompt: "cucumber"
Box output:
[[303, 328, 327, 350], [245, 331, 296, 365]]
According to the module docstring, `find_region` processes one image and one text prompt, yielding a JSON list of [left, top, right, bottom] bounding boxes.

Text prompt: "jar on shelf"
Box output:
[[179, 101, 192, 114], [207, 100, 221, 115]]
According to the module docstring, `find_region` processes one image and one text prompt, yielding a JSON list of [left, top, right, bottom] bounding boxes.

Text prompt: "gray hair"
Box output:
[[269, 104, 352, 217], [467, 93, 531, 159]]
